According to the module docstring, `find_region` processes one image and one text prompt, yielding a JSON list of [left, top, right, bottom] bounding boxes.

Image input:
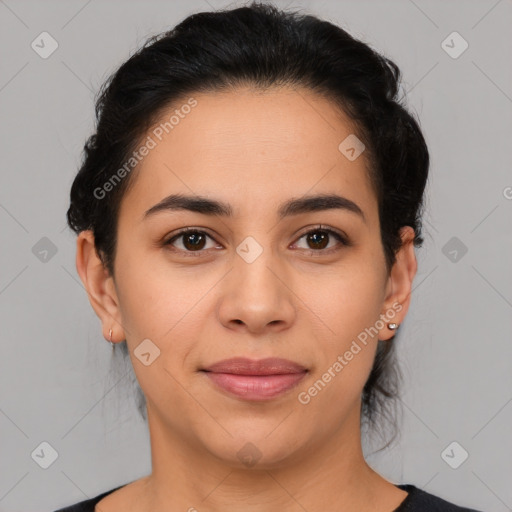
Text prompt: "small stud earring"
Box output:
[[387, 323, 399, 330]]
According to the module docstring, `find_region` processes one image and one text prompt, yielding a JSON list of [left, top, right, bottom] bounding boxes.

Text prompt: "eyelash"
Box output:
[[163, 225, 350, 257]]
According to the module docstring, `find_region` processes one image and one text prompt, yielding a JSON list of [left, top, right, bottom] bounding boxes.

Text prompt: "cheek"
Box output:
[[295, 270, 382, 423], [295, 263, 384, 398], [113, 254, 211, 412], [115, 246, 199, 331], [114, 251, 221, 374], [300, 263, 385, 343]]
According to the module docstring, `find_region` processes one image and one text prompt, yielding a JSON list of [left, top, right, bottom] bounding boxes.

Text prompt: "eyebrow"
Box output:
[[142, 193, 366, 223]]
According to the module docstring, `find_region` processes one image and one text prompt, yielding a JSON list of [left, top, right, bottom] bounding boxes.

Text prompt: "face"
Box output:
[[78, 85, 416, 470]]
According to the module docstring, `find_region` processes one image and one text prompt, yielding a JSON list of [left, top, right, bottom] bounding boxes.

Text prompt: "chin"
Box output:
[[199, 424, 306, 470]]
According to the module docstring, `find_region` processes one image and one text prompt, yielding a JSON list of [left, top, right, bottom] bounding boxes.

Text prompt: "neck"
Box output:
[[137, 401, 399, 512]]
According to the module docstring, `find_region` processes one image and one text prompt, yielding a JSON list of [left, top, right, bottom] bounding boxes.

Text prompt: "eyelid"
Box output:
[[290, 224, 349, 254], [293, 224, 349, 245], [163, 227, 221, 254]]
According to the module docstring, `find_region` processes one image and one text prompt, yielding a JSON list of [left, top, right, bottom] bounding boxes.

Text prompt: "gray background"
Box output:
[[1, 0, 511, 511]]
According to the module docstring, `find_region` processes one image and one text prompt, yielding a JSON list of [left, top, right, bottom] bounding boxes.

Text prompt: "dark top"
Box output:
[[53, 483, 484, 511]]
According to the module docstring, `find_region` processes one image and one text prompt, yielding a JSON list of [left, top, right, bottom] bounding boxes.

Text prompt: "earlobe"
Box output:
[[379, 226, 418, 341], [75, 230, 125, 342]]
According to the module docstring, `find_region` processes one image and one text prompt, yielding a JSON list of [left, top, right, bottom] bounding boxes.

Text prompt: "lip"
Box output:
[[201, 357, 308, 401]]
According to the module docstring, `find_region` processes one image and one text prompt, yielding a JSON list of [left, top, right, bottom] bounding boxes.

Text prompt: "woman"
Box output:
[[56, 2, 483, 511]]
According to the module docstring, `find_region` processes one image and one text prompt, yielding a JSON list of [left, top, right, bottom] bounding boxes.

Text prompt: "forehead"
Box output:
[[119, 86, 377, 224]]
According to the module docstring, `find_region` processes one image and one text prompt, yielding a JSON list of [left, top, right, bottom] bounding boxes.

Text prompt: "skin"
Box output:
[[76, 85, 417, 512]]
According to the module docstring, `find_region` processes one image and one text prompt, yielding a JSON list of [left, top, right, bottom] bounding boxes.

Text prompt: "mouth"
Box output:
[[200, 357, 308, 401]]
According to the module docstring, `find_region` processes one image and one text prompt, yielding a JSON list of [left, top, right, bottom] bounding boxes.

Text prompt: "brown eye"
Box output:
[[293, 226, 348, 254], [305, 230, 329, 250], [164, 229, 216, 253], [181, 231, 207, 251]]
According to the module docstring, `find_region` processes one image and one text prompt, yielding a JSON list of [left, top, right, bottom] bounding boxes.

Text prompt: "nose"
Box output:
[[217, 247, 296, 335]]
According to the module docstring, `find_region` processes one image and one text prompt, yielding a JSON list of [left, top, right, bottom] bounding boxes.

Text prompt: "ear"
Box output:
[[378, 226, 418, 341], [75, 230, 126, 343]]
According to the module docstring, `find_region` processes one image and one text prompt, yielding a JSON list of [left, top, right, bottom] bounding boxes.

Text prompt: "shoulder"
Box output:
[[396, 484, 485, 512], [52, 485, 125, 512]]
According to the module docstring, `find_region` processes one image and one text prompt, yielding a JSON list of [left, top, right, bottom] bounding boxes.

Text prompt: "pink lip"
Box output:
[[201, 357, 308, 401]]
